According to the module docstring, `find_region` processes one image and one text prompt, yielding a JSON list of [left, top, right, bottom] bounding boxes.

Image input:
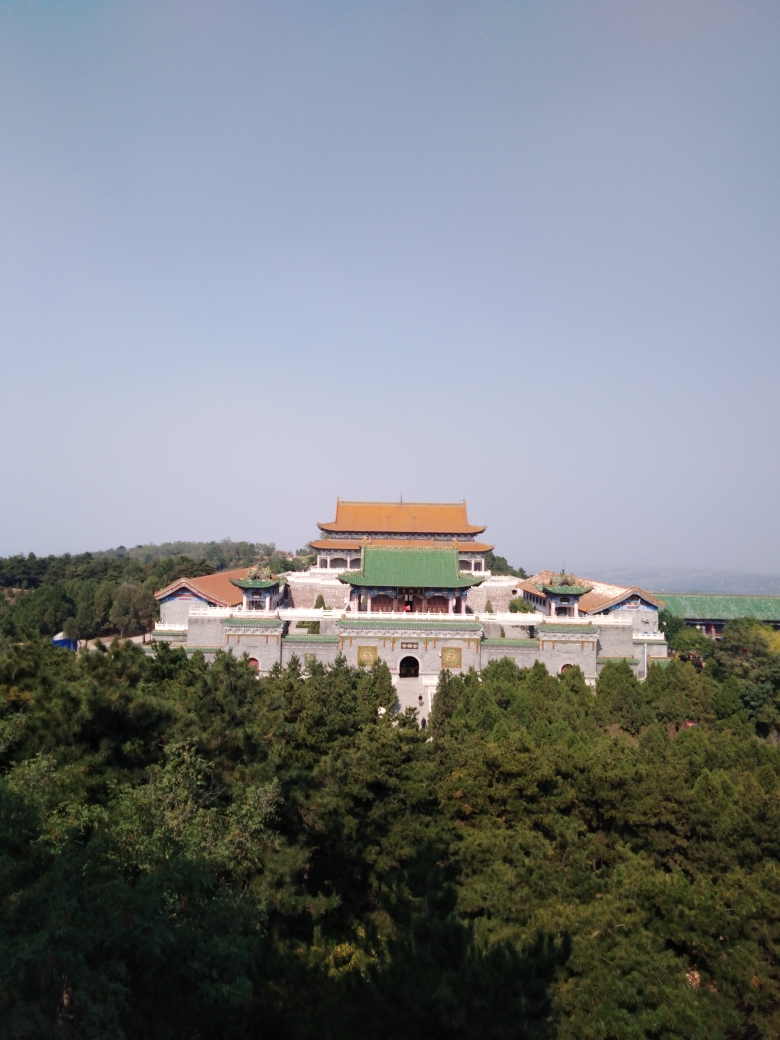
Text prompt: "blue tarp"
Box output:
[[52, 633, 78, 651]]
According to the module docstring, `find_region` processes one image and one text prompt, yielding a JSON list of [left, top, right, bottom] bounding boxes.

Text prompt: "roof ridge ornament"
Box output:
[[247, 564, 275, 581]]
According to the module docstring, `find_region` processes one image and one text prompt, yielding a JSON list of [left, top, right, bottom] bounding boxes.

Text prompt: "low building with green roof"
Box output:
[[656, 593, 780, 639]]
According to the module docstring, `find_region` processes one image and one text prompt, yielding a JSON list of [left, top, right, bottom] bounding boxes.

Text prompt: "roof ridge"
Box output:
[[653, 591, 780, 598], [363, 545, 459, 552], [333, 499, 469, 507]]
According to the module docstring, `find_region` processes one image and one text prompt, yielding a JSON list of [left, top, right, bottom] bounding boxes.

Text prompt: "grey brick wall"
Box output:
[[170, 607, 665, 689], [160, 598, 196, 625], [466, 577, 525, 613], [281, 638, 342, 669], [596, 624, 635, 659], [480, 644, 541, 670], [337, 634, 481, 678], [225, 637, 282, 672], [482, 620, 535, 639], [188, 615, 225, 647], [541, 641, 598, 679], [286, 575, 348, 609]]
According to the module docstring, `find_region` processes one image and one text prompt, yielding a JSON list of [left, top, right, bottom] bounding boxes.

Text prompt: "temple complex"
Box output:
[[153, 499, 669, 716]]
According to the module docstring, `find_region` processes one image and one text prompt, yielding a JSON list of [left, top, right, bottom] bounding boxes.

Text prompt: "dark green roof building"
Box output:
[[657, 593, 780, 636], [338, 547, 483, 614]]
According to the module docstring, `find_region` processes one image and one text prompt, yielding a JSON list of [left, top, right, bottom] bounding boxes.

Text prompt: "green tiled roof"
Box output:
[[655, 593, 780, 622], [221, 617, 283, 629], [339, 548, 483, 589], [145, 645, 222, 653], [282, 635, 339, 643], [482, 639, 537, 647], [539, 624, 598, 634], [339, 618, 482, 632], [538, 584, 590, 596], [231, 577, 285, 589]]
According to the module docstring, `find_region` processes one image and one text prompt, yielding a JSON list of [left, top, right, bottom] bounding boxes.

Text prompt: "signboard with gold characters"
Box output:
[[441, 646, 462, 669], [357, 646, 379, 667]]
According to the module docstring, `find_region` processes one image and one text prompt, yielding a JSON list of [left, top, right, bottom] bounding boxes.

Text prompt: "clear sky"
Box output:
[[2, 1, 779, 575]]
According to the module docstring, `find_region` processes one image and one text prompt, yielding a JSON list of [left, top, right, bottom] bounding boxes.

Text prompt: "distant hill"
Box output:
[[591, 566, 780, 596], [95, 539, 312, 571]]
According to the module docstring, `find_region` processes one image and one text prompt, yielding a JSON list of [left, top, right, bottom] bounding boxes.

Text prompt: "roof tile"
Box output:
[[656, 593, 780, 622], [154, 568, 250, 606], [311, 538, 494, 551], [339, 548, 483, 589], [318, 500, 485, 535]]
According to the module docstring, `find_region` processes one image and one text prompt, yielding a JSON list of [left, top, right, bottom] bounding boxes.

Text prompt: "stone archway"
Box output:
[[399, 656, 419, 678]]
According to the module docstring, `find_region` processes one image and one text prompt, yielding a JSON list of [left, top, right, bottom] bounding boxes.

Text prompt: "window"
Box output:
[[349, 558, 361, 569], [319, 557, 328, 568], [459, 559, 472, 571], [473, 562, 482, 572], [330, 557, 347, 569]]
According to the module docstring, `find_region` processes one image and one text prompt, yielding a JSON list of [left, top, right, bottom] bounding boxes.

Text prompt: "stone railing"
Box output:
[[182, 605, 654, 629]]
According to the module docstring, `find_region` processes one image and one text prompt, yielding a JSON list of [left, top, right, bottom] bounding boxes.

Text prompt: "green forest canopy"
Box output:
[[2, 617, 780, 1038], [0, 544, 525, 645], [0, 543, 315, 643]]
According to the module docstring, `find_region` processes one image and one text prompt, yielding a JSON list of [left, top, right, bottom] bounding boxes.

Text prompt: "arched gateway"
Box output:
[[399, 656, 419, 678]]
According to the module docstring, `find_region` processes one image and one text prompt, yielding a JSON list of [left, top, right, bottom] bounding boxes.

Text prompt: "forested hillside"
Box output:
[[0, 543, 314, 644], [2, 619, 780, 1038]]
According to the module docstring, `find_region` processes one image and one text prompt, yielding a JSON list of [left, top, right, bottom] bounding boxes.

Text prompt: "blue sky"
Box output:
[[1, 1, 779, 575]]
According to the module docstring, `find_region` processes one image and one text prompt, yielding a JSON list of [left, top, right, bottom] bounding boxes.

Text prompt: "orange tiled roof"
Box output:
[[310, 538, 494, 552], [520, 570, 662, 613], [580, 585, 663, 614], [517, 577, 547, 598], [154, 567, 250, 607], [318, 500, 486, 536]]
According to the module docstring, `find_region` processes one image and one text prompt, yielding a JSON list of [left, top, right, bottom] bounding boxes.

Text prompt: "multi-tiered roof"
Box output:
[[311, 499, 493, 552]]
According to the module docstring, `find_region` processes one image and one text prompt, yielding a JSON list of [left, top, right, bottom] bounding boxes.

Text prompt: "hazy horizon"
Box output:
[[7, 532, 780, 598], [2, 2, 779, 573]]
